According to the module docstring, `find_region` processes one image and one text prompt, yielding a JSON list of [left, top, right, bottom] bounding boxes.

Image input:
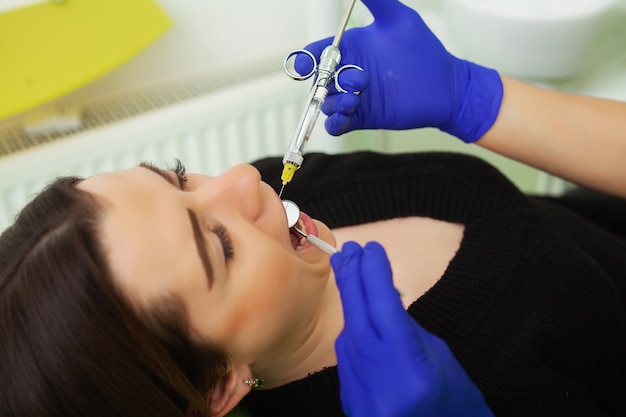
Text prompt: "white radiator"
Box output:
[[0, 56, 569, 232], [0, 68, 343, 232]]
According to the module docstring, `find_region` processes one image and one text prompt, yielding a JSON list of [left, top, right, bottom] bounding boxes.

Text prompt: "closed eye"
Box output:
[[139, 160, 187, 189], [211, 223, 234, 261], [166, 159, 188, 189]]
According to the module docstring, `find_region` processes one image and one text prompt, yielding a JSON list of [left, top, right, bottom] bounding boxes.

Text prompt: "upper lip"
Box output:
[[297, 211, 318, 237]]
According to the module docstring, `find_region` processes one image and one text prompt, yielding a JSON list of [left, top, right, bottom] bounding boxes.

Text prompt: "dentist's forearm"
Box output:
[[477, 76, 626, 198]]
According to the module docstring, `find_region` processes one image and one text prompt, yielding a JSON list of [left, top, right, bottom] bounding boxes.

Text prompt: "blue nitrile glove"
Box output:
[[297, 0, 503, 143], [330, 241, 495, 417]]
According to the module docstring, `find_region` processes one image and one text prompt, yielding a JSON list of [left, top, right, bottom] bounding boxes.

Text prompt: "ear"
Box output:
[[209, 363, 253, 417]]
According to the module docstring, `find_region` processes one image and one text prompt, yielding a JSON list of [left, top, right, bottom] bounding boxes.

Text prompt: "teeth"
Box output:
[[294, 236, 307, 251], [290, 219, 309, 251]]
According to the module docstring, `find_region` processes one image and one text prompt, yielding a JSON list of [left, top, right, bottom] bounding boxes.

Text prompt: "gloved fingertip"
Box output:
[[361, 242, 396, 301], [363, 241, 390, 262], [364, 241, 385, 253], [329, 251, 342, 269], [325, 114, 351, 136], [362, 0, 413, 27], [293, 55, 315, 77], [337, 69, 370, 93], [341, 241, 363, 254], [337, 94, 360, 114], [330, 241, 363, 284]]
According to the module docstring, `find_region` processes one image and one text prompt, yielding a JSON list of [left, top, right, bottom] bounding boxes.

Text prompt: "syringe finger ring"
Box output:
[[334, 64, 365, 93], [284, 49, 317, 81]]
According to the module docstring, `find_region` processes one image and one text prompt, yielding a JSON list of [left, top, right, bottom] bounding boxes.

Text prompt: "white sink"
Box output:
[[442, 0, 616, 80]]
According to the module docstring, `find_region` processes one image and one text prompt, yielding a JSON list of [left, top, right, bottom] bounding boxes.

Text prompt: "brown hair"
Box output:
[[0, 177, 229, 417]]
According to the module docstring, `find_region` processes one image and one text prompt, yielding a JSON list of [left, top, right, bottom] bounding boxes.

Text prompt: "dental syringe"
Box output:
[[279, 0, 358, 198]]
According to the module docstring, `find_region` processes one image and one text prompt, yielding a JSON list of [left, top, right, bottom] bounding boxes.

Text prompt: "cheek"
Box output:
[[206, 258, 331, 358], [222, 259, 300, 332]]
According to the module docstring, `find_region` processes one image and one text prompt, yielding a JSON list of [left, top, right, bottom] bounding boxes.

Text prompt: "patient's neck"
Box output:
[[250, 273, 343, 389], [247, 216, 464, 389]]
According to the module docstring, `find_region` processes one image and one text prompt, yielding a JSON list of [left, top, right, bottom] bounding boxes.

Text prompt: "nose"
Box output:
[[191, 164, 263, 221]]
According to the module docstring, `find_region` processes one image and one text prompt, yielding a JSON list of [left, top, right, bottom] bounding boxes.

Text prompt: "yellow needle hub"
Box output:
[[281, 162, 298, 185]]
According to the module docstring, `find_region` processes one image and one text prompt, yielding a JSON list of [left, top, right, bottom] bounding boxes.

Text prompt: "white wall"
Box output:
[[6, 0, 625, 111], [3, 0, 625, 196], [61, 0, 348, 104]]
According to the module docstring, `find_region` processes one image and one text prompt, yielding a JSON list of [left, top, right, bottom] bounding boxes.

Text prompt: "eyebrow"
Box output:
[[139, 161, 176, 186], [138, 162, 214, 288], [188, 210, 214, 288]]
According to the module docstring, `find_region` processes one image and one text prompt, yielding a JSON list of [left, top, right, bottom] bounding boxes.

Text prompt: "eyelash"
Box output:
[[168, 159, 188, 189], [211, 223, 234, 261], [164, 159, 232, 261]]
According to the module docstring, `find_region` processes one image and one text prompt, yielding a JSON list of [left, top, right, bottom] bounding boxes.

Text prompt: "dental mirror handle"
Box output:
[[307, 234, 338, 255], [294, 226, 338, 255]]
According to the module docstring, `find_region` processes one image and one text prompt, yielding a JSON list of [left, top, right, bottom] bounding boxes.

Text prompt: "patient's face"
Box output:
[[78, 162, 334, 362]]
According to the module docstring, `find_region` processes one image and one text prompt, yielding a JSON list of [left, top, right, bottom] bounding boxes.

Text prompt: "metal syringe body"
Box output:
[[280, 46, 341, 185], [279, 0, 357, 192]]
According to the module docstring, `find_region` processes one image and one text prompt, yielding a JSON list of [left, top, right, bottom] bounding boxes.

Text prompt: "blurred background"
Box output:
[[1, 0, 626, 231]]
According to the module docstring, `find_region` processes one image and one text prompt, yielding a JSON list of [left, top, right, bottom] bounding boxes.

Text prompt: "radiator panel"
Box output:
[[0, 73, 342, 231]]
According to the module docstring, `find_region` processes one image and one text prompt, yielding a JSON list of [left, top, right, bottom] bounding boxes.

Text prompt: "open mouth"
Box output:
[[286, 211, 319, 251], [289, 219, 307, 250]]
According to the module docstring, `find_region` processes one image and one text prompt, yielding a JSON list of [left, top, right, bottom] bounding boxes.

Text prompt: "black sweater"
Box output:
[[241, 151, 625, 417]]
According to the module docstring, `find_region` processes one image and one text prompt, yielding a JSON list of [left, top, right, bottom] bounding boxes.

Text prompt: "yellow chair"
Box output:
[[0, 0, 171, 120]]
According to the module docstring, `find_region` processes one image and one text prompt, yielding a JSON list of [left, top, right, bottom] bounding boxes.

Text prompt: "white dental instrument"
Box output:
[[278, 0, 362, 198], [282, 199, 337, 255], [292, 226, 338, 256]]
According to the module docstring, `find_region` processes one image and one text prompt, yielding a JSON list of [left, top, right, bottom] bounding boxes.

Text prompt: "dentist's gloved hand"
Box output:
[[330, 241, 495, 417], [297, 0, 503, 143]]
